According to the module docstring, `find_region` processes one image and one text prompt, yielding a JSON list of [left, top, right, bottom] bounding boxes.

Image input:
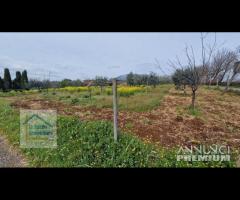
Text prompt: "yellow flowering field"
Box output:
[[58, 86, 90, 93], [106, 86, 147, 96], [50, 85, 148, 97]]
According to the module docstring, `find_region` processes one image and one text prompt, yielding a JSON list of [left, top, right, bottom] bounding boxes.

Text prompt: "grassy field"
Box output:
[[0, 84, 239, 167], [43, 85, 171, 112], [0, 98, 235, 167], [1, 85, 171, 112]]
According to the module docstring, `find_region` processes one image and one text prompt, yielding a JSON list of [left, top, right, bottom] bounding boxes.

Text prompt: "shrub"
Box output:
[[71, 98, 80, 105], [83, 94, 90, 98]]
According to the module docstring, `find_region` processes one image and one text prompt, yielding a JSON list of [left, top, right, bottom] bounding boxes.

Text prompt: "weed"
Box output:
[[186, 106, 202, 117], [71, 98, 80, 105]]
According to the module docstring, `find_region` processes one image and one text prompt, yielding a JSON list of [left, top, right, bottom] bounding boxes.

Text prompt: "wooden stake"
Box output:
[[112, 79, 118, 141]]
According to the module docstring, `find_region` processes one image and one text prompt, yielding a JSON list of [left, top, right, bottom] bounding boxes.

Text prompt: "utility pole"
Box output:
[[112, 79, 118, 141]]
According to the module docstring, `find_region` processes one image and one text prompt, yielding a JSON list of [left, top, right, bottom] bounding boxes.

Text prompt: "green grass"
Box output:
[[0, 98, 236, 167], [227, 89, 240, 96], [39, 84, 172, 112], [206, 85, 240, 95], [0, 84, 172, 112], [176, 105, 203, 119], [118, 85, 171, 112], [187, 106, 202, 117], [0, 90, 40, 97]]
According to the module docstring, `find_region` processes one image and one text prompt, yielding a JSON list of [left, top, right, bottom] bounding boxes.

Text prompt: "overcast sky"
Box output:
[[0, 32, 240, 80]]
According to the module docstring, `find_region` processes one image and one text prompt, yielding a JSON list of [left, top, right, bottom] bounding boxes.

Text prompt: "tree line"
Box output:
[[127, 72, 172, 87], [28, 77, 109, 90], [27, 74, 172, 91], [0, 68, 29, 92]]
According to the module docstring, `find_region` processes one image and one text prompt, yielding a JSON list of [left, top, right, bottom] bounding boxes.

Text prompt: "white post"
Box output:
[[112, 79, 118, 141]]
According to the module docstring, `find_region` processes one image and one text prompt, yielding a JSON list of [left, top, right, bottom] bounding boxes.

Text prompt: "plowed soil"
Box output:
[[10, 87, 240, 149]]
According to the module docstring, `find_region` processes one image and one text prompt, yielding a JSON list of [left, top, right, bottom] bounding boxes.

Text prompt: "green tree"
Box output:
[[13, 71, 22, 90], [94, 76, 108, 93], [172, 69, 188, 94], [60, 79, 72, 88], [0, 76, 5, 91], [141, 75, 149, 85], [72, 79, 83, 87], [172, 69, 183, 89], [134, 74, 143, 85], [28, 79, 43, 90], [148, 72, 159, 88], [21, 70, 29, 90], [127, 72, 134, 86], [3, 68, 12, 91]]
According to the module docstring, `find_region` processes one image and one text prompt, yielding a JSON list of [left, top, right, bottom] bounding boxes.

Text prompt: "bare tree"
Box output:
[[208, 48, 238, 86], [169, 46, 202, 109], [200, 33, 218, 83], [154, 58, 169, 76], [225, 61, 240, 91], [169, 33, 217, 109]]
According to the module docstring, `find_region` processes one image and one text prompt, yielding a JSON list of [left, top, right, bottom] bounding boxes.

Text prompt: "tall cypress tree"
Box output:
[[0, 76, 4, 91], [13, 71, 22, 90], [4, 68, 12, 90], [21, 70, 29, 89]]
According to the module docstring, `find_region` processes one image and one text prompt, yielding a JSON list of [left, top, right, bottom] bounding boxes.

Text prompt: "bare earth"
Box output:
[[0, 135, 27, 167], [10, 87, 240, 150]]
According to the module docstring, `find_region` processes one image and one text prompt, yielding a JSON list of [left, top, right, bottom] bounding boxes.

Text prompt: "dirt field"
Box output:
[[9, 86, 240, 150]]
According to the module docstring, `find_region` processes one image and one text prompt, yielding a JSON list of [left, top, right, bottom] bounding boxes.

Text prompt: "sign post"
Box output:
[[112, 79, 118, 141]]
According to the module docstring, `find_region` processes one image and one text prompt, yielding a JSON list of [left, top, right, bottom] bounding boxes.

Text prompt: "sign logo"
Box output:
[[20, 109, 57, 148], [176, 144, 231, 162]]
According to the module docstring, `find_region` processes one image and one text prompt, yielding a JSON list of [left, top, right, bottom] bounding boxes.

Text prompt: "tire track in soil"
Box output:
[[0, 135, 27, 167]]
